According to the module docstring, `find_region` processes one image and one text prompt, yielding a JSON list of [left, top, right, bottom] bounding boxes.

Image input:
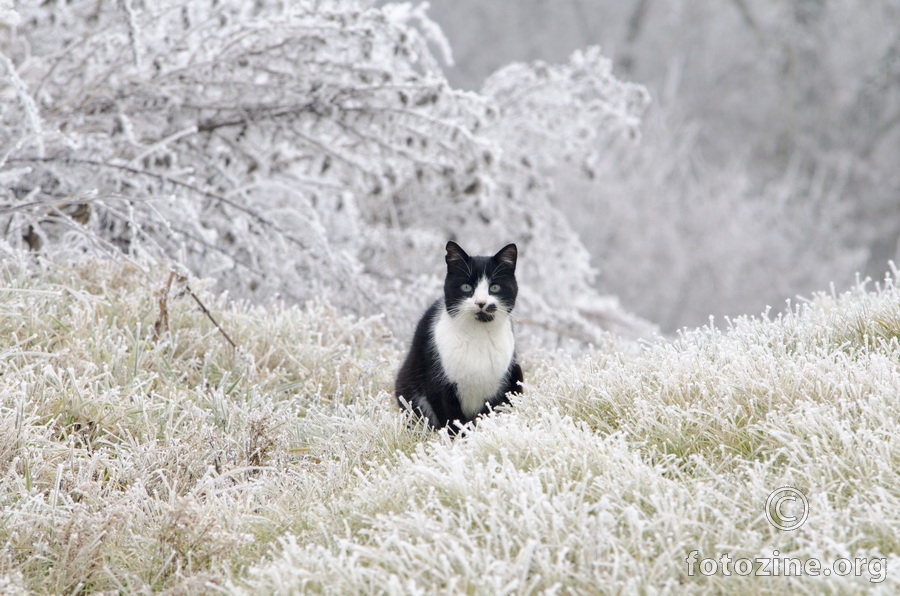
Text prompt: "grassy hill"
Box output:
[[2, 260, 899, 594]]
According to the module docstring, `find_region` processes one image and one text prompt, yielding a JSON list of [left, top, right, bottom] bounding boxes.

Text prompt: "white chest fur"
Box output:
[[432, 306, 515, 418]]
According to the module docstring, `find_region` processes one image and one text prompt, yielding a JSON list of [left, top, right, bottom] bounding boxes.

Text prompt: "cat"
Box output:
[[395, 241, 524, 432]]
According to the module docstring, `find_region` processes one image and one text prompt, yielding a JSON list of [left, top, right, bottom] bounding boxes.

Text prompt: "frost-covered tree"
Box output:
[[424, 0, 895, 330], [557, 117, 867, 330], [1, 0, 654, 344]]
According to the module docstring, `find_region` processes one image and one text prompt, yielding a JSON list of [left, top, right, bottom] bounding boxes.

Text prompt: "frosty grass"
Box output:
[[2, 261, 899, 594]]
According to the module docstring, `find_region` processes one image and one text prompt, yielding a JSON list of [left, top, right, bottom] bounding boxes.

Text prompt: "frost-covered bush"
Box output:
[[469, 46, 656, 341], [0, 0, 653, 343]]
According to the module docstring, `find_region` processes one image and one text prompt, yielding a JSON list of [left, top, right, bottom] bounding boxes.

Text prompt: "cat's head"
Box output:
[[444, 241, 518, 323]]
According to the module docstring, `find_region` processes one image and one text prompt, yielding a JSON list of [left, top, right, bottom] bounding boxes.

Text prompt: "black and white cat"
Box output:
[[395, 241, 523, 432]]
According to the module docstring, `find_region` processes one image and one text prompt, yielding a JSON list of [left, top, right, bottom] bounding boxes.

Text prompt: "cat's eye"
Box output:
[[461, 283, 473, 292], [489, 284, 501, 293]]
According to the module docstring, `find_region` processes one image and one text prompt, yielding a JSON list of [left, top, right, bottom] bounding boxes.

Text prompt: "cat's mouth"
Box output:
[[475, 312, 494, 323], [474, 303, 498, 322]]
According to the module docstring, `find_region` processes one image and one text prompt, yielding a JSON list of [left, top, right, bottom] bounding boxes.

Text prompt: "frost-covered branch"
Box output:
[[1, 0, 656, 343]]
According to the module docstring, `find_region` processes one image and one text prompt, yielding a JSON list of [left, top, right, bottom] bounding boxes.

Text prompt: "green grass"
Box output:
[[2, 260, 899, 594]]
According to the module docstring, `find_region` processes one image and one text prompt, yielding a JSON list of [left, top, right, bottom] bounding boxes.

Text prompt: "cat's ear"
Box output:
[[445, 241, 469, 266], [494, 243, 517, 271]]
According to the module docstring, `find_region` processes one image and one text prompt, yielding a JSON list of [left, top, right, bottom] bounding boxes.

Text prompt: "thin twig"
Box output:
[[152, 271, 175, 342], [185, 282, 237, 350], [153, 269, 236, 350]]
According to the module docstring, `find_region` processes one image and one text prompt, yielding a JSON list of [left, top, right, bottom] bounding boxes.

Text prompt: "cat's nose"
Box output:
[[475, 300, 487, 309]]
